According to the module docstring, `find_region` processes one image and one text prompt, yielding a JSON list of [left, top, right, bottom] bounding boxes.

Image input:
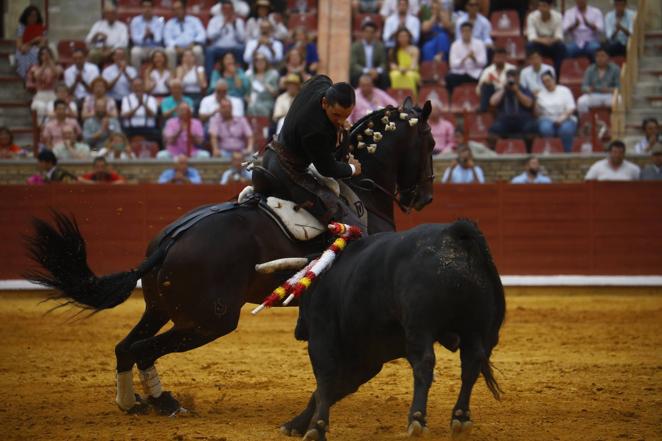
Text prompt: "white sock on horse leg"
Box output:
[[116, 370, 137, 410], [139, 366, 163, 398]]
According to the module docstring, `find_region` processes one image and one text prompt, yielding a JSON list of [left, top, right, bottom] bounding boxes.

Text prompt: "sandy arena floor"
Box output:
[[0, 290, 660, 441]]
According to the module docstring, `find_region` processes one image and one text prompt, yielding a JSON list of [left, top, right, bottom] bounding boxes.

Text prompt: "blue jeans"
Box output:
[[565, 41, 601, 61], [538, 118, 577, 152]]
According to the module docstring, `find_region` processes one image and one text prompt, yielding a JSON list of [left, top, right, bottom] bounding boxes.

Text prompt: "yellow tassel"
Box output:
[[275, 286, 287, 299], [334, 238, 347, 249], [299, 277, 312, 288]]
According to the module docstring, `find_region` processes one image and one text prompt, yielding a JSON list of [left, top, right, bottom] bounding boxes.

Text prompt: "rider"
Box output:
[[261, 75, 364, 226]]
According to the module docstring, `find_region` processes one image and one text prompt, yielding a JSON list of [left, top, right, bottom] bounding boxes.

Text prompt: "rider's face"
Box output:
[[321, 98, 353, 129]]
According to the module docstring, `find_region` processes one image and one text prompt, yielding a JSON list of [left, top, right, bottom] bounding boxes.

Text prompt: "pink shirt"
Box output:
[[562, 6, 604, 48], [41, 118, 81, 147], [350, 88, 398, 122], [163, 117, 204, 157], [430, 118, 456, 154], [209, 115, 253, 154], [449, 38, 487, 79]]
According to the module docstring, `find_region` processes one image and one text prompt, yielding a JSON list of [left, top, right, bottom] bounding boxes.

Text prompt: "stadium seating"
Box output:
[[572, 137, 605, 154], [490, 10, 520, 38], [496, 138, 526, 154], [495, 36, 526, 65], [57, 40, 88, 67], [450, 84, 479, 113], [287, 13, 318, 33], [560, 57, 590, 86], [419, 60, 448, 84], [418, 85, 448, 108], [532, 137, 564, 154], [248, 116, 272, 153], [387, 88, 416, 103], [464, 112, 493, 142]]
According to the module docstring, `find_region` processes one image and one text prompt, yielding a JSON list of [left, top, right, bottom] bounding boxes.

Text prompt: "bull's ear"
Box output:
[[421, 100, 432, 120], [403, 96, 413, 111]]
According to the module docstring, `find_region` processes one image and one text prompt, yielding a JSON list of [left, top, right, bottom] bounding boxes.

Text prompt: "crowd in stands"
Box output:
[[2, 0, 660, 184]]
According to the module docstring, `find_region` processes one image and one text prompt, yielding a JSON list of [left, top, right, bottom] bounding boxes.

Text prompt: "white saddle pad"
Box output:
[[266, 197, 326, 241]]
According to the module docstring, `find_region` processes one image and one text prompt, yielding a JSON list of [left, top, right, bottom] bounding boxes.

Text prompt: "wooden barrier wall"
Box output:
[[1, 182, 660, 279]]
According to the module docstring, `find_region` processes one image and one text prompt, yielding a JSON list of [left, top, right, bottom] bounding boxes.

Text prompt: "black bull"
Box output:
[[282, 220, 505, 440]]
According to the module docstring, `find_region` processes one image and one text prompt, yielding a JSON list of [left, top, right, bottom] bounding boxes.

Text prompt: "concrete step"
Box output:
[[0, 55, 14, 75], [639, 56, 662, 69], [632, 95, 662, 109], [0, 77, 31, 100], [10, 127, 36, 149], [634, 82, 662, 96], [0, 105, 33, 126], [638, 70, 662, 83]]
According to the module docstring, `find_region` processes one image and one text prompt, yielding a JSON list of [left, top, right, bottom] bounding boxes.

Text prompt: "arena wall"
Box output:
[[1, 182, 660, 279]]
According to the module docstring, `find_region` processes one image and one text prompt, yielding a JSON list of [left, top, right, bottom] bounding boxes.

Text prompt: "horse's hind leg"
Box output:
[[114, 306, 169, 413]]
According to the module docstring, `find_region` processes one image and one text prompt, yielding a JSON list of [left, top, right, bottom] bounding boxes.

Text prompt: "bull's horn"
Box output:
[[255, 258, 309, 274]]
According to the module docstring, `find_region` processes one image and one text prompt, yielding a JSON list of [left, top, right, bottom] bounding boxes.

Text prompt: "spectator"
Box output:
[[175, 48, 208, 107], [383, 0, 421, 48], [526, 0, 565, 76], [47, 83, 78, 121], [634, 118, 660, 154], [288, 27, 320, 76], [243, 20, 284, 67], [29, 150, 77, 184], [82, 77, 119, 121], [121, 78, 159, 143], [129, 0, 165, 68], [476, 47, 515, 112], [53, 126, 92, 160], [273, 73, 301, 123], [349, 18, 389, 89], [452, 126, 497, 157], [577, 46, 620, 115], [441, 145, 485, 183], [158, 154, 203, 183], [161, 78, 195, 119], [200, 79, 245, 123], [535, 71, 577, 153], [421, 1, 452, 63], [102, 48, 139, 103], [83, 99, 122, 150], [446, 22, 487, 95], [380, 0, 419, 17], [279, 49, 311, 89], [41, 99, 82, 150], [388, 28, 421, 95], [27, 47, 62, 124], [640, 144, 662, 181], [99, 132, 137, 160], [209, 99, 254, 157], [220, 151, 252, 184], [353, 0, 382, 14], [246, 53, 279, 117], [209, 52, 250, 98], [211, 0, 251, 19], [428, 99, 455, 155], [350, 74, 398, 122], [246, 0, 289, 41], [519, 49, 554, 96], [605, 0, 635, 57], [159, 102, 208, 159], [163, 0, 205, 70], [15, 5, 47, 79], [0, 127, 24, 159], [585, 140, 640, 181], [488, 68, 537, 151], [85, 5, 129, 65], [454, 0, 493, 49], [562, 0, 604, 60], [205, 0, 246, 77], [144, 50, 171, 98], [64, 48, 100, 102], [511, 156, 552, 183], [79, 156, 126, 184]]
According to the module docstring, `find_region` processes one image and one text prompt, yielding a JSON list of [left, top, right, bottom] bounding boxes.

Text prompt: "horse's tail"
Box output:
[[24, 211, 166, 311]]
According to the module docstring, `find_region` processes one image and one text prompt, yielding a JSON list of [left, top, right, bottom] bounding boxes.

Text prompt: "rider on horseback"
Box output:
[[260, 75, 364, 227]]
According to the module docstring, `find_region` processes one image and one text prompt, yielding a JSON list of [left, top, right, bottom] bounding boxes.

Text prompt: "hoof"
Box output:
[[302, 428, 320, 441], [408, 411, 429, 437], [121, 394, 150, 415], [450, 419, 473, 438], [148, 391, 182, 416], [280, 425, 303, 437]]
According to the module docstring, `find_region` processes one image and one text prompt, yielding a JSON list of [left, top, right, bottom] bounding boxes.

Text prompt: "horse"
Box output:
[[24, 98, 436, 416]]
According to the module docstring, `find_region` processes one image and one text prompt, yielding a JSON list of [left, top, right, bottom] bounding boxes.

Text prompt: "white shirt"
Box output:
[[243, 38, 284, 66], [449, 38, 487, 79], [536, 85, 576, 120], [199, 94, 245, 118], [526, 9, 563, 41], [102, 64, 138, 101], [383, 14, 421, 47], [245, 15, 289, 41], [64, 62, 100, 100], [206, 15, 246, 48], [519, 63, 555, 95], [273, 92, 295, 122], [130, 14, 165, 46], [585, 158, 640, 181], [441, 165, 485, 183], [477, 62, 516, 92], [380, 0, 419, 17], [85, 19, 129, 48], [148, 69, 171, 95], [121, 93, 158, 127]]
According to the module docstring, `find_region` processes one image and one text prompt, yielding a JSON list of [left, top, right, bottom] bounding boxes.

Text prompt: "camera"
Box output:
[[507, 79, 515, 86]]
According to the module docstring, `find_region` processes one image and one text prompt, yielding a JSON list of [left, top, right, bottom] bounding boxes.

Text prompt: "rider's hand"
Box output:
[[349, 156, 362, 176]]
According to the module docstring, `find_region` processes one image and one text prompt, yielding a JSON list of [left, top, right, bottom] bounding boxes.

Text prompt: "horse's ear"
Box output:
[[421, 100, 432, 121], [402, 96, 413, 111]]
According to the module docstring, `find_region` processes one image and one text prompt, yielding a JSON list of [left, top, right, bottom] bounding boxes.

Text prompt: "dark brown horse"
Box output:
[[25, 99, 435, 416]]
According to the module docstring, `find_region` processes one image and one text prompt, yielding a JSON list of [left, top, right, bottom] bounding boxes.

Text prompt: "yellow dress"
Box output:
[[389, 47, 420, 95]]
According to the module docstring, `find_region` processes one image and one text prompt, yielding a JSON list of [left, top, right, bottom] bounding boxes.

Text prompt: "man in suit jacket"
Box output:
[[350, 18, 389, 90]]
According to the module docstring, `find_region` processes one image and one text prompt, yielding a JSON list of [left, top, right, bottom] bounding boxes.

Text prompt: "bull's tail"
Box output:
[[24, 211, 166, 311], [480, 354, 502, 401]]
